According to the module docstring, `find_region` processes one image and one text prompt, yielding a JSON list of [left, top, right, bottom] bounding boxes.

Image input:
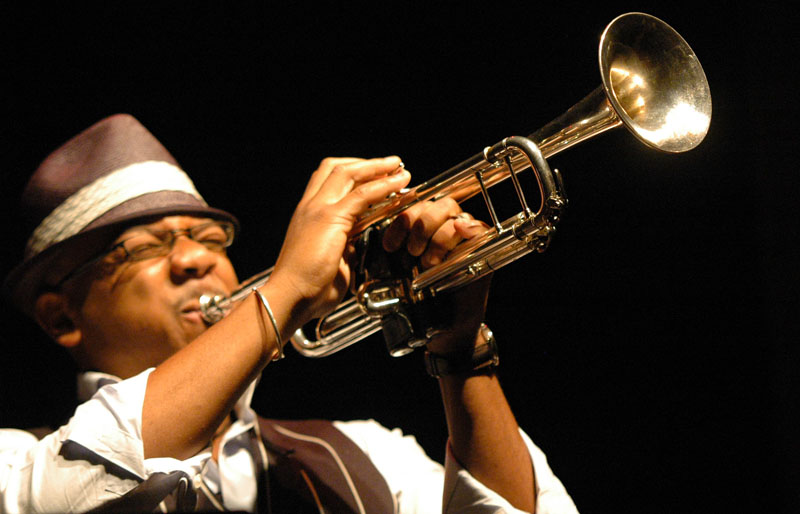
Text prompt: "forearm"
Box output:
[[142, 279, 294, 460], [439, 365, 535, 512], [141, 157, 409, 460]]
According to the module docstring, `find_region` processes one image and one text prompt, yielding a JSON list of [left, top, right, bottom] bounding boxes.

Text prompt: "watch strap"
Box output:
[[425, 323, 499, 377]]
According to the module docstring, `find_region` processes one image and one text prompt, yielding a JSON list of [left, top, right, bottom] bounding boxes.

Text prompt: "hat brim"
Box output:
[[4, 201, 239, 317]]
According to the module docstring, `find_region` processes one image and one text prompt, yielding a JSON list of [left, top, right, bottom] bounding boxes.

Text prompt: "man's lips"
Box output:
[[180, 301, 202, 314], [177, 286, 228, 325], [180, 304, 205, 324]]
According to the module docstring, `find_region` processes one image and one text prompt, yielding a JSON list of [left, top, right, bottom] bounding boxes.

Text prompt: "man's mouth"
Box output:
[[177, 286, 228, 326], [179, 302, 206, 325]]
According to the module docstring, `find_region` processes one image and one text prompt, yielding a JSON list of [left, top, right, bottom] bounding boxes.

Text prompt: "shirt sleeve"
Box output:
[[333, 419, 578, 514], [1, 429, 39, 514], [0, 370, 153, 513]]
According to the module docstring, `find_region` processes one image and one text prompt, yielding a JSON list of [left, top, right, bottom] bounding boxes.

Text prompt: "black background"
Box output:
[[1, 3, 797, 513]]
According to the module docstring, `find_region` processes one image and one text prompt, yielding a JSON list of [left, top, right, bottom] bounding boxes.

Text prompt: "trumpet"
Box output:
[[200, 12, 712, 357]]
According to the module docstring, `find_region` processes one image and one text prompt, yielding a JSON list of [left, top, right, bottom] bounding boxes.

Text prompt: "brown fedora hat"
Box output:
[[3, 113, 239, 316]]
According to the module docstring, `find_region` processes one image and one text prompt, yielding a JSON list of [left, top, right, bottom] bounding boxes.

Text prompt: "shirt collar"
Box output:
[[77, 370, 122, 402]]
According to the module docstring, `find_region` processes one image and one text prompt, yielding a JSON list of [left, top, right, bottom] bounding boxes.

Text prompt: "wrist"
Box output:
[[258, 272, 312, 335], [254, 280, 304, 353], [252, 288, 285, 361], [425, 323, 499, 378]]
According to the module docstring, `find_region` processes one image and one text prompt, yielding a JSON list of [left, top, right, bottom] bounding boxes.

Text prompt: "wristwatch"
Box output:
[[424, 323, 499, 377]]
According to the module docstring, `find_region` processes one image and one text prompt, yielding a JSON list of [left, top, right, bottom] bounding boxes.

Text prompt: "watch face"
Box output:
[[479, 323, 494, 345]]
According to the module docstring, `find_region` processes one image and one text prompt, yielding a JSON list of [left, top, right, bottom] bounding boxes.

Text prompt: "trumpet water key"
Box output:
[[200, 12, 712, 357]]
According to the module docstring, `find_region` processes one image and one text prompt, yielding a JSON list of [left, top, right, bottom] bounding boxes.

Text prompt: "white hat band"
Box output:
[[25, 161, 206, 258]]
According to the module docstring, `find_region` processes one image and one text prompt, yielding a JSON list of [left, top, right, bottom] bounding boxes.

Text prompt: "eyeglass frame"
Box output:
[[55, 220, 236, 287]]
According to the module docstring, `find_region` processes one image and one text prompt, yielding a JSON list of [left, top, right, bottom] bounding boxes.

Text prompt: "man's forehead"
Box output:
[[116, 215, 216, 238]]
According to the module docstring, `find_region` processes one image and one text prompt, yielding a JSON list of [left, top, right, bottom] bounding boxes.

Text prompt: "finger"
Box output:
[[334, 170, 412, 224], [453, 216, 491, 239], [382, 212, 411, 253], [303, 157, 364, 200], [422, 213, 490, 268], [312, 156, 404, 204], [406, 197, 461, 256], [381, 199, 434, 252], [420, 218, 463, 268]]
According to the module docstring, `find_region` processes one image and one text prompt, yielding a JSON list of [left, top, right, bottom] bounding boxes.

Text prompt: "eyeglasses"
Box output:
[[58, 220, 235, 285]]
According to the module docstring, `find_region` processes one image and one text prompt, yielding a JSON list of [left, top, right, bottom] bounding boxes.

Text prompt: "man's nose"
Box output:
[[168, 236, 217, 281]]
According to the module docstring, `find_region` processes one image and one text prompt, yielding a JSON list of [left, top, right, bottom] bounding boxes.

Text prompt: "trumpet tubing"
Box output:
[[199, 12, 711, 358]]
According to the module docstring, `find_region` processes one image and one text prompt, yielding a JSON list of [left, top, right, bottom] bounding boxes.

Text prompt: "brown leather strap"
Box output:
[[258, 418, 396, 514]]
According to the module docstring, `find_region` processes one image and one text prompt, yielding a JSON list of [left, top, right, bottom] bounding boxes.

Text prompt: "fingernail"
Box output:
[[389, 161, 405, 175], [459, 220, 486, 229]]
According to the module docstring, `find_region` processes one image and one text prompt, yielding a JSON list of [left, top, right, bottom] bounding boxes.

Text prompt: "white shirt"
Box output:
[[0, 370, 578, 513]]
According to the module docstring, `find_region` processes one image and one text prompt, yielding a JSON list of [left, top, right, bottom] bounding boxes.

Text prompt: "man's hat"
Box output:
[[3, 113, 239, 316]]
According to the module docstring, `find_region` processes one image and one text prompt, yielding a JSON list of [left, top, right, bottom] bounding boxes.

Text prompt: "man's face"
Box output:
[[65, 215, 239, 378]]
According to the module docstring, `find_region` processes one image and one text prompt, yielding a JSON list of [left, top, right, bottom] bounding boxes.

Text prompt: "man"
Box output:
[[0, 114, 577, 512]]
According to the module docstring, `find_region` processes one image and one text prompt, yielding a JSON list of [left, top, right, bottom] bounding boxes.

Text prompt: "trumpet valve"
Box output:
[[356, 279, 408, 318]]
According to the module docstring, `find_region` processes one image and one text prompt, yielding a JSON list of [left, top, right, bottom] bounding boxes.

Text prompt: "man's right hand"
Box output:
[[268, 156, 410, 329]]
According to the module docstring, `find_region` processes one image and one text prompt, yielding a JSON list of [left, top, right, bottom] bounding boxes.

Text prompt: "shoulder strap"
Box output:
[[258, 417, 396, 514]]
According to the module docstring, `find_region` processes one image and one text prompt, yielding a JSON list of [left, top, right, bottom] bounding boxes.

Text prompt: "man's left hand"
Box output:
[[381, 198, 492, 356]]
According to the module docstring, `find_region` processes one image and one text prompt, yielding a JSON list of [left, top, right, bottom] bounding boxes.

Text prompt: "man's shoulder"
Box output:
[[0, 428, 42, 455]]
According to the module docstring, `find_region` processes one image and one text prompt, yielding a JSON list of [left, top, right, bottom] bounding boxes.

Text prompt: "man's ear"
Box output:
[[34, 292, 82, 348]]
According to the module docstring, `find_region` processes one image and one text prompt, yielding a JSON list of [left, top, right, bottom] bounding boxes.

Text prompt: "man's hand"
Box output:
[[381, 198, 492, 355], [269, 157, 410, 327]]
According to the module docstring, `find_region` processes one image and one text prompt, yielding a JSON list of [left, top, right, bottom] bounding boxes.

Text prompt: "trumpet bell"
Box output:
[[600, 12, 712, 153]]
